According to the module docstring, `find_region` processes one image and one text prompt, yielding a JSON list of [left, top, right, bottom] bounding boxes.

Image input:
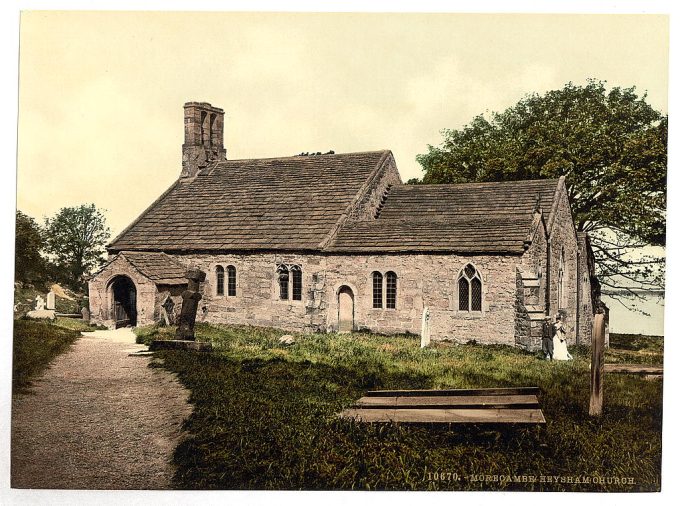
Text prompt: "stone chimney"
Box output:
[[181, 102, 227, 178]]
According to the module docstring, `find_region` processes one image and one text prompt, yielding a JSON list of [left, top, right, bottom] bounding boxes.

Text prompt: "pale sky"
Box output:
[[17, 12, 669, 238]]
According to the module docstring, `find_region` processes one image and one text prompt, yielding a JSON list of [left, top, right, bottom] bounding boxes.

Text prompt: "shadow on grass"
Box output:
[[153, 343, 661, 492]]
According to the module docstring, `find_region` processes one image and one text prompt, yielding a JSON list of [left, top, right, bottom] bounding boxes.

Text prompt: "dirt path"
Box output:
[[11, 328, 192, 489]]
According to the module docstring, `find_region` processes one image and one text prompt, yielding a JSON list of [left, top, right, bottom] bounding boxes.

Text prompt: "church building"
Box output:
[[88, 101, 600, 349]]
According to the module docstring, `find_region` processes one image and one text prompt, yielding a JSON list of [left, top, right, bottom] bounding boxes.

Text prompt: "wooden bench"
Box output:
[[340, 387, 546, 424]]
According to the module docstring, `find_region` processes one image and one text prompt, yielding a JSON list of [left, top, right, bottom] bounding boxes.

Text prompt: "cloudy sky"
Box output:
[[17, 11, 668, 238]]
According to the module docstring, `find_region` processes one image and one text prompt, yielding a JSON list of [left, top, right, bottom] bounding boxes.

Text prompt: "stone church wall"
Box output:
[[324, 253, 520, 344], [167, 252, 522, 346], [174, 252, 328, 333], [576, 232, 594, 344], [546, 186, 580, 345]]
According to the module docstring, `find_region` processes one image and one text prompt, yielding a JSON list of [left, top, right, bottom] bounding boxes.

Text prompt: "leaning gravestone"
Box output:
[[175, 269, 207, 341], [46, 291, 56, 310], [420, 306, 431, 348], [81, 306, 91, 323], [149, 268, 212, 352]]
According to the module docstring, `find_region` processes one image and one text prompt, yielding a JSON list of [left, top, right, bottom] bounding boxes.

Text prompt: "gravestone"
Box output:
[[161, 296, 175, 326], [81, 306, 90, 323], [34, 295, 45, 311], [420, 306, 431, 348], [46, 291, 56, 310], [589, 313, 606, 416], [175, 269, 207, 341]]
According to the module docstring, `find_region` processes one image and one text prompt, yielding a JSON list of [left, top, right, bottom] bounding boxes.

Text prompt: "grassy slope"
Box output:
[[137, 324, 663, 491], [14, 284, 83, 317], [12, 317, 102, 395]]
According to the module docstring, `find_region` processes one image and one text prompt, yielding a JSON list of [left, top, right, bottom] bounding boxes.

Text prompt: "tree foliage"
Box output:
[[415, 80, 667, 296], [43, 204, 111, 289], [15, 211, 48, 284]]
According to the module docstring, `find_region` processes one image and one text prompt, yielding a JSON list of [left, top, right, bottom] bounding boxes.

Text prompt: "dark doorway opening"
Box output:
[[110, 276, 137, 327]]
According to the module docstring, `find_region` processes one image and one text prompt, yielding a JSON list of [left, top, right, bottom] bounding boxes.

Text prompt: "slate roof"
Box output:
[[121, 251, 188, 284], [327, 179, 560, 254], [109, 151, 390, 252], [109, 149, 562, 255]]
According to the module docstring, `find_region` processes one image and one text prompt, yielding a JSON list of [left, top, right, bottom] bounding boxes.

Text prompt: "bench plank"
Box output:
[[365, 387, 540, 397], [355, 394, 540, 409], [341, 407, 546, 424]]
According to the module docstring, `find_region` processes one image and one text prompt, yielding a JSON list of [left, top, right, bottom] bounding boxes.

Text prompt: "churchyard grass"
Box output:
[[137, 324, 662, 491], [12, 318, 84, 395]]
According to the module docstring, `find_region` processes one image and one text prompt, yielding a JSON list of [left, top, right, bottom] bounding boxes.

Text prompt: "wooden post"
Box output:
[[589, 313, 606, 416]]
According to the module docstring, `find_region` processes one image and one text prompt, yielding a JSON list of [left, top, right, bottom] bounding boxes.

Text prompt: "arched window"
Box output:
[[277, 265, 289, 300], [276, 264, 303, 301], [458, 264, 482, 312], [215, 265, 225, 296], [558, 248, 565, 309], [291, 265, 302, 301], [227, 265, 236, 297], [372, 271, 383, 308], [385, 271, 397, 309]]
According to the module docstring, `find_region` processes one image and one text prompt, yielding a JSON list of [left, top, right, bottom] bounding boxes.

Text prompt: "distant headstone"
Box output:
[[81, 306, 91, 323], [175, 269, 206, 341], [46, 291, 56, 310], [420, 306, 431, 348], [34, 295, 45, 311]]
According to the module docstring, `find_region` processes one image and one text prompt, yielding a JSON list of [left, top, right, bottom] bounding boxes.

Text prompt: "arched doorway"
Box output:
[[337, 286, 354, 333], [109, 276, 137, 327]]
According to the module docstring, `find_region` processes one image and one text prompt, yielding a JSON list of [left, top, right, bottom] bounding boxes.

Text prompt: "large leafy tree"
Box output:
[[43, 204, 111, 289], [416, 80, 667, 301], [15, 210, 48, 284]]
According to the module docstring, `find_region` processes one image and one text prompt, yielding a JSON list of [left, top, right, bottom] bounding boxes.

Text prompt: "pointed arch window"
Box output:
[[385, 271, 397, 309], [372, 271, 383, 309], [458, 264, 482, 312], [227, 265, 237, 297], [277, 265, 289, 300], [558, 249, 565, 309], [277, 264, 303, 301], [291, 265, 302, 301], [216, 265, 225, 296]]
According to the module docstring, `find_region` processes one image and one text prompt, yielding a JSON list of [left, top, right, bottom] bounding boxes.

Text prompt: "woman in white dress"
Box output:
[[552, 315, 573, 360]]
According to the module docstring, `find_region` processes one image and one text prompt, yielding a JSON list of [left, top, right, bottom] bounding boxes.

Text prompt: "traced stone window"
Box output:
[[372, 271, 383, 309], [558, 248, 565, 309], [216, 265, 225, 296], [291, 265, 302, 301], [227, 265, 236, 297], [458, 263, 482, 312], [277, 265, 289, 300], [471, 278, 482, 311], [386, 271, 397, 309], [458, 277, 469, 310]]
